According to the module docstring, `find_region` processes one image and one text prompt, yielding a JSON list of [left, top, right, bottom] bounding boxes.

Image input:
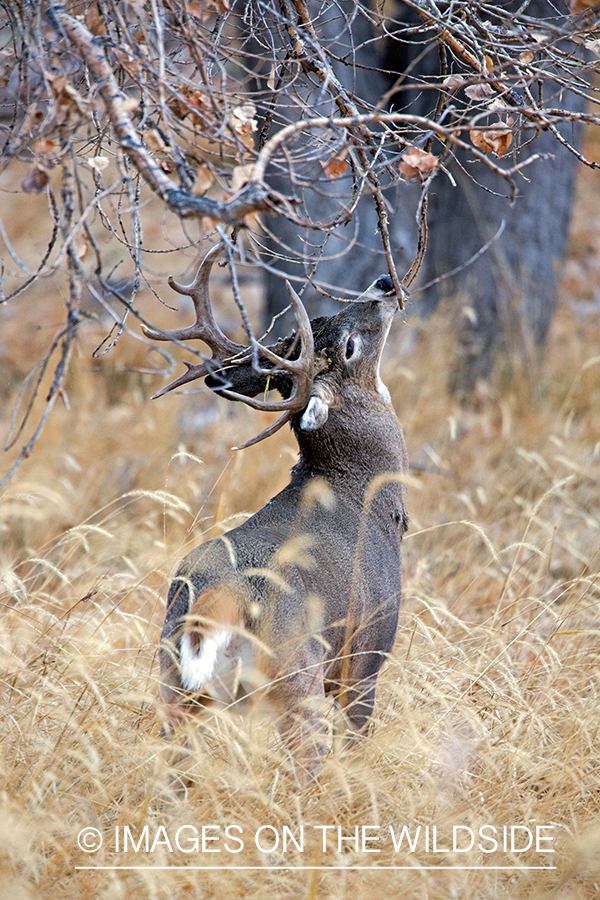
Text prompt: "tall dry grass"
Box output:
[[1, 151, 600, 898], [1, 295, 599, 899]]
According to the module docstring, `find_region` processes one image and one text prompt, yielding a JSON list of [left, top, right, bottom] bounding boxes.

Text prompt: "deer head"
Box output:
[[143, 244, 399, 449]]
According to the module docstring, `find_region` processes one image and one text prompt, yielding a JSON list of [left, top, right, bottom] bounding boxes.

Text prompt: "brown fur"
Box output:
[[159, 284, 408, 782]]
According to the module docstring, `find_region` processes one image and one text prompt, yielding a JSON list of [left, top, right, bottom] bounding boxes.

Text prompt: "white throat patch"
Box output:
[[300, 395, 330, 431], [377, 317, 393, 404]]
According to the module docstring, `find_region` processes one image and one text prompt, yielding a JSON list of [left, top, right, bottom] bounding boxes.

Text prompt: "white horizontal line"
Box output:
[[75, 865, 557, 871]]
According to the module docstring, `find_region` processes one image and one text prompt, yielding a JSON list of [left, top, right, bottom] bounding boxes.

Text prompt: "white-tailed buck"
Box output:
[[144, 245, 408, 782]]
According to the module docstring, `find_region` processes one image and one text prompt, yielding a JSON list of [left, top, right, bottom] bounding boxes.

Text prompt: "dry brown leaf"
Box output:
[[33, 139, 57, 157], [229, 104, 257, 151], [464, 83, 493, 102], [487, 130, 512, 158], [231, 164, 254, 193], [169, 87, 215, 135], [87, 156, 110, 173], [144, 128, 168, 153], [187, 0, 208, 19], [225, 166, 261, 228], [470, 125, 513, 158], [399, 147, 438, 180], [21, 164, 49, 194], [192, 163, 214, 195], [44, 72, 95, 125], [186, 0, 230, 18], [230, 104, 257, 138], [267, 63, 278, 91], [84, 5, 106, 33], [569, 0, 599, 13], [230, 104, 256, 133], [20, 165, 49, 195], [470, 130, 489, 154], [170, 88, 209, 122], [519, 50, 535, 64], [113, 48, 142, 79], [443, 74, 465, 92], [320, 150, 348, 180], [72, 232, 89, 262]]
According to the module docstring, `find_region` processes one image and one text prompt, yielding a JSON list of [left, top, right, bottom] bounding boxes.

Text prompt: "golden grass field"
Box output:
[[1, 148, 600, 898]]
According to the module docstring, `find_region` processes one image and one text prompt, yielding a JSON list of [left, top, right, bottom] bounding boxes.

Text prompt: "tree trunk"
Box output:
[[261, 2, 420, 325], [419, 125, 582, 395], [263, 1, 582, 393]]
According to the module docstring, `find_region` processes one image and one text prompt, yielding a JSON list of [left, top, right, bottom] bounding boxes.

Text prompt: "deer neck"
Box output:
[[291, 387, 407, 490]]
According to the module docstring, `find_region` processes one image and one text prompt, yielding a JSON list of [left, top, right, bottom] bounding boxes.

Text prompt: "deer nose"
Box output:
[[375, 275, 394, 294]]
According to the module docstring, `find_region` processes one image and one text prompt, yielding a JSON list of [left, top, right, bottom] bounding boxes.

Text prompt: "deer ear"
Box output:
[[300, 395, 330, 431]]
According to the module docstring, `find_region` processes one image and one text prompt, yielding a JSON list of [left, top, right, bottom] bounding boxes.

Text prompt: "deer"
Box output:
[[143, 244, 409, 784]]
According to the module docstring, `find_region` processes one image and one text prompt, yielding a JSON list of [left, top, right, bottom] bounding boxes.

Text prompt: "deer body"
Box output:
[[149, 255, 408, 779]]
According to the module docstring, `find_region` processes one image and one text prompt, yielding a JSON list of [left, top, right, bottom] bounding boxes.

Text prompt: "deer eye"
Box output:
[[345, 332, 361, 360]]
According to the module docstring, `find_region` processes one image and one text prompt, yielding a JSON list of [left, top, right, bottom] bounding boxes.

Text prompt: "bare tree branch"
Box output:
[[0, 0, 598, 481], [46, 5, 289, 224]]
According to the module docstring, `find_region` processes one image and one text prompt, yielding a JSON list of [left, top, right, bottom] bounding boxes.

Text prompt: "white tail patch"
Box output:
[[179, 629, 232, 692]]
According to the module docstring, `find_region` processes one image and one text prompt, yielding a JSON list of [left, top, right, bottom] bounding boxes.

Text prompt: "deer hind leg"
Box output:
[[336, 673, 378, 741], [334, 632, 391, 743], [157, 647, 208, 802], [158, 582, 250, 796], [268, 667, 329, 786]]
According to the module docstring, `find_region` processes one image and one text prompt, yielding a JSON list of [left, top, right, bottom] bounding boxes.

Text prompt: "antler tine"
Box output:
[[218, 281, 315, 415], [150, 359, 210, 400], [224, 282, 316, 450], [229, 281, 316, 450], [232, 410, 294, 451], [261, 281, 314, 383], [141, 245, 245, 360]]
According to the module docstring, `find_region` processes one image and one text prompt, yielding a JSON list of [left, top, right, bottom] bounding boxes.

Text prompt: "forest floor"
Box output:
[[1, 128, 600, 899]]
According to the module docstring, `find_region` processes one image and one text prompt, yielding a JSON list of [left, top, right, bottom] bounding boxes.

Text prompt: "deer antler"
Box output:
[[228, 281, 315, 450], [142, 245, 245, 397], [144, 247, 316, 447]]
